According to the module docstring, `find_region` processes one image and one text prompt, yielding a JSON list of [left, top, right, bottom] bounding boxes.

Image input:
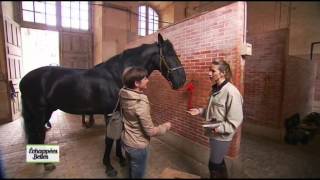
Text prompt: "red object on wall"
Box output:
[[185, 81, 195, 109]]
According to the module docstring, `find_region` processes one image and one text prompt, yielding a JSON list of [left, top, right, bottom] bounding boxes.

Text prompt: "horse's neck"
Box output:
[[99, 43, 159, 76], [134, 43, 159, 74]]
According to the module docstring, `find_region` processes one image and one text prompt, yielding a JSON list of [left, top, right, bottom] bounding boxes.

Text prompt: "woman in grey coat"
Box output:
[[187, 59, 243, 178]]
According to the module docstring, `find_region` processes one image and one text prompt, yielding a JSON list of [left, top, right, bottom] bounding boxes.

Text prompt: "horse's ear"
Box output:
[[158, 33, 164, 45]]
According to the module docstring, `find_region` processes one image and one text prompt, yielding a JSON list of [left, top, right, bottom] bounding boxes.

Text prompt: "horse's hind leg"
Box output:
[[22, 103, 47, 144], [42, 109, 57, 171], [22, 102, 56, 171]]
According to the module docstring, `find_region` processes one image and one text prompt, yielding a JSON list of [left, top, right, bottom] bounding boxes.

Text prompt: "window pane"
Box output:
[[154, 23, 159, 31], [71, 1, 79, 11], [148, 7, 154, 17], [80, 20, 88, 30], [62, 17, 70, 28], [23, 10, 34, 22], [71, 20, 80, 29], [140, 28, 146, 36], [140, 20, 146, 29], [80, 2, 88, 11], [46, 15, 56, 26], [35, 13, 45, 24], [22, 1, 34, 11], [46, 4, 56, 15], [154, 15, 159, 22], [140, 14, 146, 21], [62, 6, 70, 18], [149, 14, 154, 23], [148, 29, 153, 35], [139, 6, 146, 15], [80, 10, 88, 20], [46, 1, 56, 5], [34, 1, 45, 13], [61, 1, 70, 8], [149, 22, 154, 31], [138, 28, 142, 36], [71, 9, 80, 20]]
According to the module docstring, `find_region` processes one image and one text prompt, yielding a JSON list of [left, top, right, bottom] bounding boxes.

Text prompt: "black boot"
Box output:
[[208, 161, 217, 178], [220, 160, 228, 178], [208, 161, 228, 179]]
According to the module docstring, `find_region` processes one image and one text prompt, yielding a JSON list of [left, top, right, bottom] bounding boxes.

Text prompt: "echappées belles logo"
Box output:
[[26, 144, 59, 163]]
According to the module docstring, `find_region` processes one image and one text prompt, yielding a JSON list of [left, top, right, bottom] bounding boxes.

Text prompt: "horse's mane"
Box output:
[[94, 42, 158, 69]]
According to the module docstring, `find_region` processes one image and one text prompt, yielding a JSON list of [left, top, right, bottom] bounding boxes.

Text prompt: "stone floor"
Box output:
[[0, 110, 319, 178]]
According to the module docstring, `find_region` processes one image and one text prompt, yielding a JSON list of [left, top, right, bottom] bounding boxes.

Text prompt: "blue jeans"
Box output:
[[124, 146, 148, 178], [0, 151, 4, 179]]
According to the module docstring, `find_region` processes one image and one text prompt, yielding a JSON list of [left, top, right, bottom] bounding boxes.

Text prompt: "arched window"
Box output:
[[138, 5, 159, 36]]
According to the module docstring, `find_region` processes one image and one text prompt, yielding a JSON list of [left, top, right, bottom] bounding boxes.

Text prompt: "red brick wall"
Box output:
[[245, 29, 288, 128], [125, 2, 246, 158]]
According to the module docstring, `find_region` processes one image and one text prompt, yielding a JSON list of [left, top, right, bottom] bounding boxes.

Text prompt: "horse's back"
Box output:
[[20, 66, 84, 102], [20, 65, 119, 114]]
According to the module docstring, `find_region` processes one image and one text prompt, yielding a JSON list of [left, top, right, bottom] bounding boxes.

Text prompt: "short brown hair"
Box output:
[[122, 67, 148, 89], [212, 59, 232, 81]]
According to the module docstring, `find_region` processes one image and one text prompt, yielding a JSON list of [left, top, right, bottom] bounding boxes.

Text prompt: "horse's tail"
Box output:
[[21, 94, 46, 144]]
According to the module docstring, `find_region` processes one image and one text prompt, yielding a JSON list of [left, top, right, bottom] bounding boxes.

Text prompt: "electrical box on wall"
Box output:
[[241, 42, 252, 56]]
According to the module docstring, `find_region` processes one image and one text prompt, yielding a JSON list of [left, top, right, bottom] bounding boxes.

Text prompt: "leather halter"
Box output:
[[159, 45, 184, 79]]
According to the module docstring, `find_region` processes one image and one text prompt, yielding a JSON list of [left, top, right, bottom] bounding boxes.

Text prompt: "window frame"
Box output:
[[16, 1, 92, 33], [138, 4, 159, 37]]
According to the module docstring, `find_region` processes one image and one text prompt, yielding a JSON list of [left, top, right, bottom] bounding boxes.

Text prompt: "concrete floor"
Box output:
[[0, 110, 319, 178]]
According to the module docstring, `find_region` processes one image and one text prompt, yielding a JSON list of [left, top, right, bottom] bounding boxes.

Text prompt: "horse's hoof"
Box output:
[[44, 163, 56, 171], [82, 121, 92, 128], [106, 168, 117, 177]]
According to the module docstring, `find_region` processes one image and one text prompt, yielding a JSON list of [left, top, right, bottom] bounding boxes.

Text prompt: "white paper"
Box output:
[[202, 123, 221, 128]]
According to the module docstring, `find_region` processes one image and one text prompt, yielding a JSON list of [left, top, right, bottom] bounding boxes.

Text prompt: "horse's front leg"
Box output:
[[88, 114, 95, 127], [103, 114, 117, 177], [115, 138, 126, 167], [82, 114, 95, 128], [103, 136, 118, 177]]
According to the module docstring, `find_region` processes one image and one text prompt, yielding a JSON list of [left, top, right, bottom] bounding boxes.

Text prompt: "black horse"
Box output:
[[20, 33, 186, 175]]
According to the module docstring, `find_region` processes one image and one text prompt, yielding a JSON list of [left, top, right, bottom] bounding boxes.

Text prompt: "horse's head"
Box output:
[[156, 33, 186, 89]]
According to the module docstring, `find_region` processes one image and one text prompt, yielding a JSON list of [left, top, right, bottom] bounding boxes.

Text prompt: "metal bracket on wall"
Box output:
[[241, 42, 252, 56]]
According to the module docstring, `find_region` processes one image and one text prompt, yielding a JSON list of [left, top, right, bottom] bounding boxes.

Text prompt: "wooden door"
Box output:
[[60, 31, 92, 69], [3, 17, 22, 121]]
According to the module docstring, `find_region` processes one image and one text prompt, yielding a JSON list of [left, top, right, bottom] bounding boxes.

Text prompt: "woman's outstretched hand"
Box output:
[[186, 108, 201, 116]]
